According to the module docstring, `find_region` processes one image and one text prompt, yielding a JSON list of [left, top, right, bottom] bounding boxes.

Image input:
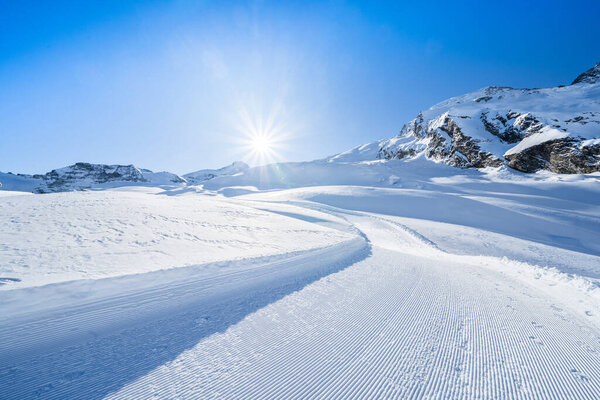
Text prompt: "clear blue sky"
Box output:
[[1, 0, 598, 174]]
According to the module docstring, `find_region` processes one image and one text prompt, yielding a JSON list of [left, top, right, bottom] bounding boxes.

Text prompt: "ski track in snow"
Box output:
[[1, 194, 600, 399]]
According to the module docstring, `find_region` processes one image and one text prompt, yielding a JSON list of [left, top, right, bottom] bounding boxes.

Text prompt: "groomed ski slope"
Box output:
[[106, 205, 600, 400], [1, 167, 600, 399]]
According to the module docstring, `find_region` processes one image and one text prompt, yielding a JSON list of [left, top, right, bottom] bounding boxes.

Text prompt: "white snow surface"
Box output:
[[0, 189, 352, 289], [504, 126, 569, 156], [2, 160, 600, 399], [183, 161, 249, 184]]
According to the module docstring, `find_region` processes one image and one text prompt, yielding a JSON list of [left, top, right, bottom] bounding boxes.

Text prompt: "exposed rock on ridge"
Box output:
[[376, 63, 600, 174], [0, 161, 250, 193], [572, 62, 600, 85], [0, 163, 186, 193]]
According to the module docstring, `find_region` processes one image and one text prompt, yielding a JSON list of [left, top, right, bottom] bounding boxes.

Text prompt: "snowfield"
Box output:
[[0, 188, 352, 289], [1, 160, 600, 399]]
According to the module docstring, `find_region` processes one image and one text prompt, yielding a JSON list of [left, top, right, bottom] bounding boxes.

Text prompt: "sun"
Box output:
[[234, 106, 291, 165], [252, 136, 272, 154]]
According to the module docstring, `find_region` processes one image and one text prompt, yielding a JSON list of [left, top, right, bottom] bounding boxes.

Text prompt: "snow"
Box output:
[[0, 172, 40, 192], [1, 158, 600, 399], [582, 138, 600, 148], [107, 246, 600, 399], [504, 126, 568, 156], [0, 190, 33, 198], [326, 141, 381, 162], [0, 189, 352, 289], [183, 161, 249, 184]]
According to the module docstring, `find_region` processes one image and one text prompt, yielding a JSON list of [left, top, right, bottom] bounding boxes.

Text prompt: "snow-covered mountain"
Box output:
[[333, 62, 600, 174], [183, 161, 249, 184], [0, 163, 186, 193]]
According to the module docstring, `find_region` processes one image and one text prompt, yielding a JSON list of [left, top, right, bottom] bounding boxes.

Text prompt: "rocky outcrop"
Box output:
[[35, 163, 147, 191], [379, 113, 503, 168], [572, 62, 600, 85], [506, 138, 600, 174], [376, 62, 600, 174], [480, 110, 543, 143]]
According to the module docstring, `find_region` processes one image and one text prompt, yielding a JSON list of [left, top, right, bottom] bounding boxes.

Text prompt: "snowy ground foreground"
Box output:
[[1, 161, 600, 399], [0, 188, 352, 289]]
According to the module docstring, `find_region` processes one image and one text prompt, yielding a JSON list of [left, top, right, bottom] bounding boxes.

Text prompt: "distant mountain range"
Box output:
[[1, 63, 599, 193], [0, 162, 248, 193]]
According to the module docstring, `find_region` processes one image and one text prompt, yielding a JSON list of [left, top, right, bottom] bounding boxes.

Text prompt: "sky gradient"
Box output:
[[1, 0, 599, 174]]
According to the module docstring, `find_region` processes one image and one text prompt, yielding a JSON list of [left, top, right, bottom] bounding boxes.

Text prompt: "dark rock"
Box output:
[[572, 62, 600, 85], [380, 114, 503, 168], [379, 147, 416, 160], [506, 138, 600, 173], [480, 112, 524, 143], [437, 117, 503, 168], [40, 163, 147, 192]]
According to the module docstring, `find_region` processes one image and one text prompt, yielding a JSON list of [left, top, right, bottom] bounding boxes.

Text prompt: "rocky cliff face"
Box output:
[[377, 63, 600, 174]]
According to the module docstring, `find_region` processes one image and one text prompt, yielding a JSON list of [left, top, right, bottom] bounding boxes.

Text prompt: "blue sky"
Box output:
[[1, 0, 598, 174]]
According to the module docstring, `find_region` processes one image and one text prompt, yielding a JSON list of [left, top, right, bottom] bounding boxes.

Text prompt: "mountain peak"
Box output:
[[571, 62, 600, 85]]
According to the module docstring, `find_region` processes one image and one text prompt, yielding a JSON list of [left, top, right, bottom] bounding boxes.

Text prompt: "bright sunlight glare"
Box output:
[[234, 105, 292, 166], [252, 136, 272, 154], [231, 96, 299, 167]]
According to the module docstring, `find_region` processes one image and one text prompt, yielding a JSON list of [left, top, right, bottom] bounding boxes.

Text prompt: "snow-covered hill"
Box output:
[[334, 62, 600, 174], [0, 189, 353, 289], [183, 161, 249, 184]]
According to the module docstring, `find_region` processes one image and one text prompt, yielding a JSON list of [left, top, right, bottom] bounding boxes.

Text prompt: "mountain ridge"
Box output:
[[0, 162, 185, 193], [368, 62, 600, 173]]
